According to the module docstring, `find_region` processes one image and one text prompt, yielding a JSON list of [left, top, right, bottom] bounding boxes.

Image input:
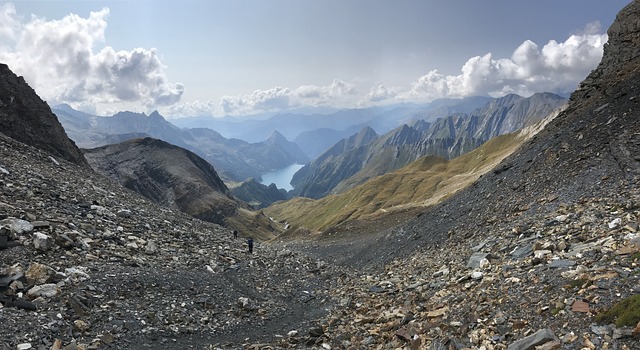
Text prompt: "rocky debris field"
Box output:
[[282, 184, 640, 349], [0, 132, 341, 349]]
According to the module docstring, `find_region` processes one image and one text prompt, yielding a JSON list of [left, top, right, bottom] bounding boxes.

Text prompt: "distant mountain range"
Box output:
[[290, 93, 567, 199], [169, 97, 492, 159], [53, 105, 308, 183]]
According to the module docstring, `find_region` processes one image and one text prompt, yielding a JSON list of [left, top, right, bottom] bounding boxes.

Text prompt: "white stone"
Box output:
[[27, 283, 60, 298], [534, 250, 552, 259], [609, 218, 622, 229], [555, 215, 568, 222], [33, 232, 53, 251], [17, 343, 32, 350], [471, 271, 483, 280]]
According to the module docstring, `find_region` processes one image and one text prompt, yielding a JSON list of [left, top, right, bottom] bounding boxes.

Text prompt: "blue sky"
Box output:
[[0, 0, 631, 117]]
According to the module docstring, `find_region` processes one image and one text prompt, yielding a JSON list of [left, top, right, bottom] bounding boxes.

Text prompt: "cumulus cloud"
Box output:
[[294, 79, 357, 106], [0, 5, 183, 111], [220, 87, 292, 115], [214, 79, 361, 116], [367, 84, 397, 102], [0, 3, 21, 48], [408, 24, 606, 100]]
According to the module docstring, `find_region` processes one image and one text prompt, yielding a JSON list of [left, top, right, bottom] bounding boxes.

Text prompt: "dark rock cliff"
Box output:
[[84, 137, 241, 226], [0, 64, 88, 166]]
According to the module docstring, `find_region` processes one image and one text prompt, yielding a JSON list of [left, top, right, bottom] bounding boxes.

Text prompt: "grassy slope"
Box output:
[[264, 132, 525, 233]]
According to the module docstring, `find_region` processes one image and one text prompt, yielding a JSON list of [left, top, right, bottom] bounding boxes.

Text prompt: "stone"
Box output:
[[33, 232, 53, 251], [507, 328, 557, 350], [613, 327, 633, 339], [467, 252, 490, 269], [27, 284, 60, 298], [511, 244, 533, 260], [145, 240, 158, 255], [548, 259, 575, 268], [25, 262, 56, 284], [1, 218, 34, 236], [609, 218, 622, 229], [571, 300, 590, 313]]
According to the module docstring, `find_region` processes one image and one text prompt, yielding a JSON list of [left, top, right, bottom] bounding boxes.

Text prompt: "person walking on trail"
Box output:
[[233, 230, 238, 239], [247, 237, 254, 254]]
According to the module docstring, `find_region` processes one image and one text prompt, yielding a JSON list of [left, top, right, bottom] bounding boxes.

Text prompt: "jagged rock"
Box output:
[[25, 263, 55, 284], [507, 328, 558, 350], [32, 232, 53, 252], [1, 218, 33, 236], [0, 64, 88, 166]]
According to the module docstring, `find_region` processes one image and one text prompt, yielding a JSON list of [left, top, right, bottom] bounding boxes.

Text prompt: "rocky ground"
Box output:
[[278, 180, 640, 349], [0, 132, 342, 350]]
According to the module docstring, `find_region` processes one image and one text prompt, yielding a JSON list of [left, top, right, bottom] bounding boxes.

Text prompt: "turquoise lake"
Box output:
[[260, 163, 304, 191]]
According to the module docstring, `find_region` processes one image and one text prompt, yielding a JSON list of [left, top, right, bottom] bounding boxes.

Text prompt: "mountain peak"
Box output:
[[266, 130, 288, 143]]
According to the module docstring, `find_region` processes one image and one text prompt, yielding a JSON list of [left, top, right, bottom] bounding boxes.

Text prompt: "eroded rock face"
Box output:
[[0, 64, 88, 167], [84, 137, 241, 226]]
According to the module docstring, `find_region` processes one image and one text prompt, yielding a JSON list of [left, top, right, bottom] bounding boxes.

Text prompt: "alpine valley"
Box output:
[[1, 1, 640, 350]]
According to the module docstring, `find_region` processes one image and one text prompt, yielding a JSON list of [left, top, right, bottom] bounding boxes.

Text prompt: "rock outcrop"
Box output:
[[0, 64, 87, 167], [84, 137, 240, 226]]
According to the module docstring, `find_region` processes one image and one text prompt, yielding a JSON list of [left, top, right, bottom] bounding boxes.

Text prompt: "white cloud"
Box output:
[[367, 84, 397, 102], [0, 5, 183, 111], [407, 25, 606, 100], [191, 79, 360, 117], [0, 3, 21, 48], [294, 79, 358, 106], [220, 87, 292, 115]]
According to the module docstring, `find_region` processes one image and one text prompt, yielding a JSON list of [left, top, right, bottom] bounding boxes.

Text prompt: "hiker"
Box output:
[[247, 237, 254, 254], [233, 230, 238, 239]]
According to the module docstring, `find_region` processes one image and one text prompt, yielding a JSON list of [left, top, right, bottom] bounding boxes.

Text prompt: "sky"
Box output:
[[0, 0, 632, 118]]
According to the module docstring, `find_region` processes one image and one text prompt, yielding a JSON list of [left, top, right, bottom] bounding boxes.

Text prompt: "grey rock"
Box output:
[[33, 232, 53, 252], [27, 284, 60, 298], [511, 244, 533, 260], [507, 328, 558, 350], [548, 259, 576, 268], [467, 252, 490, 269]]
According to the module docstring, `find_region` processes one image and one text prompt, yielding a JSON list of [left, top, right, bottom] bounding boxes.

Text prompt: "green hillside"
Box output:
[[265, 131, 526, 233]]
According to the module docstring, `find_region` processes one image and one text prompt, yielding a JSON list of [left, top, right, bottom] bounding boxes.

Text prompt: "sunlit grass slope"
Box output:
[[265, 131, 527, 232]]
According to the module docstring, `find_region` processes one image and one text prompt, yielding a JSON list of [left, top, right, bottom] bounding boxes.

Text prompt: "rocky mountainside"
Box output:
[[292, 93, 565, 199], [171, 97, 490, 146], [54, 106, 309, 182], [230, 178, 289, 209], [0, 131, 340, 349], [263, 1, 640, 348], [290, 126, 379, 199], [83, 137, 240, 226], [0, 65, 87, 167]]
